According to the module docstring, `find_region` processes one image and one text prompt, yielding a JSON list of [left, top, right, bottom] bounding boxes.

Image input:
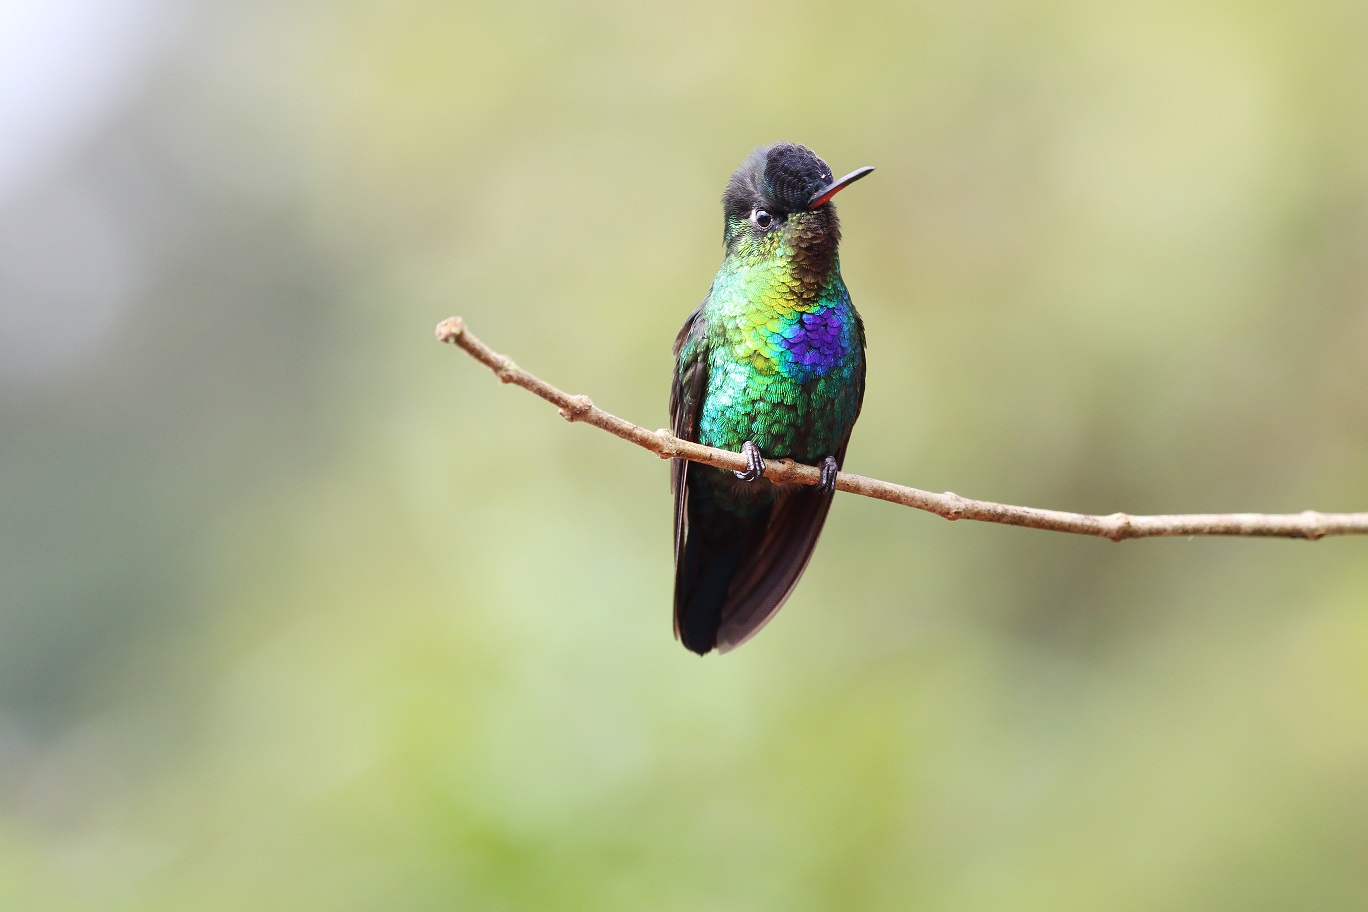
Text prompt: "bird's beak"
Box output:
[[806, 166, 875, 210]]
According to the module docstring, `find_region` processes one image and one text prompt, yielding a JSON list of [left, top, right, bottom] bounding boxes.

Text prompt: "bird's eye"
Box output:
[[751, 209, 773, 228]]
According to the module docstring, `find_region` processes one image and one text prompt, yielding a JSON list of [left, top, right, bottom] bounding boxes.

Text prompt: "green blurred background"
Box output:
[[4, 0, 1368, 908]]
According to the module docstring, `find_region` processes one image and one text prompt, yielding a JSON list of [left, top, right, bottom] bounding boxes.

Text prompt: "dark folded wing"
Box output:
[[670, 303, 710, 633]]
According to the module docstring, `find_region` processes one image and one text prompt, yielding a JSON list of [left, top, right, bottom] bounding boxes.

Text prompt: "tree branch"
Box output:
[[436, 316, 1368, 542]]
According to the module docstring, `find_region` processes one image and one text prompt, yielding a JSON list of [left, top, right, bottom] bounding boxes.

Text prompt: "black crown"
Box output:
[[763, 144, 834, 212]]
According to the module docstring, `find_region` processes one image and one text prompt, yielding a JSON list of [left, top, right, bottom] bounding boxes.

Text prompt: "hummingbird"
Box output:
[[671, 143, 872, 655]]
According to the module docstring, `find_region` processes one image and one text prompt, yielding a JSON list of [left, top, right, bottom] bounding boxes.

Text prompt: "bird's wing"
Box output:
[[670, 301, 710, 585]]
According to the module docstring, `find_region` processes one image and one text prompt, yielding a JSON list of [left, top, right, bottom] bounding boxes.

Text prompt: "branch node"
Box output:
[[1301, 510, 1327, 541], [494, 357, 518, 383], [559, 395, 593, 422], [942, 492, 965, 521], [1104, 512, 1134, 542], [654, 429, 678, 458]]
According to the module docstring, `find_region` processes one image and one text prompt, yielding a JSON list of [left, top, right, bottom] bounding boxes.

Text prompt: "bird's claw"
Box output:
[[818, 456, 839, 495], [734, 441, 766, 482]]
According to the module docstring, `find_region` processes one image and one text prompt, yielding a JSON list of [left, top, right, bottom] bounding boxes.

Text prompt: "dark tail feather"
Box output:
[[673, 481, 834, 655], [712, 488, 832, 651], [673, 511, 756, 655]]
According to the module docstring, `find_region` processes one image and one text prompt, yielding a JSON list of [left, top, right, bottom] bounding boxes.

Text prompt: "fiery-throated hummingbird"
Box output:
[[671, 143, 872, 655]]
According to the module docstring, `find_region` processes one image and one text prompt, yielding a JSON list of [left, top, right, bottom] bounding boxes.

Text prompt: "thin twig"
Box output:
[[436, 317, 1368, 542]]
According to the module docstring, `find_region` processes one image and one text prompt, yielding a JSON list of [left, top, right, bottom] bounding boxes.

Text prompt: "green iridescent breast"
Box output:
[[696, 259, 863, 461]]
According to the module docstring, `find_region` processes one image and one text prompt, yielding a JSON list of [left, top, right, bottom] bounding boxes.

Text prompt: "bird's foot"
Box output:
[[818, 456, 839, 495], [734, 441, 766, 482]]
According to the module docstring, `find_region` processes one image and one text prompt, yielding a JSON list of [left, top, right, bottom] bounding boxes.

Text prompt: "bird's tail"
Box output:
[[673, 474, 834, 655]]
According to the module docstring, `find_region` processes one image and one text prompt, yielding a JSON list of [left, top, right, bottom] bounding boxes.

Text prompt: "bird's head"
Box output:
[[721, 142, 873, 265]]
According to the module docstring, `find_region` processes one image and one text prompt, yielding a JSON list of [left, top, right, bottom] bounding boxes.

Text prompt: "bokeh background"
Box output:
[[4, 0, 1368, 908]]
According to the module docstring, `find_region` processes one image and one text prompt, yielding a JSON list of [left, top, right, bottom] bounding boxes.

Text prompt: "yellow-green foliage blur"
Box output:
[[3, 0, 1368, 908]]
